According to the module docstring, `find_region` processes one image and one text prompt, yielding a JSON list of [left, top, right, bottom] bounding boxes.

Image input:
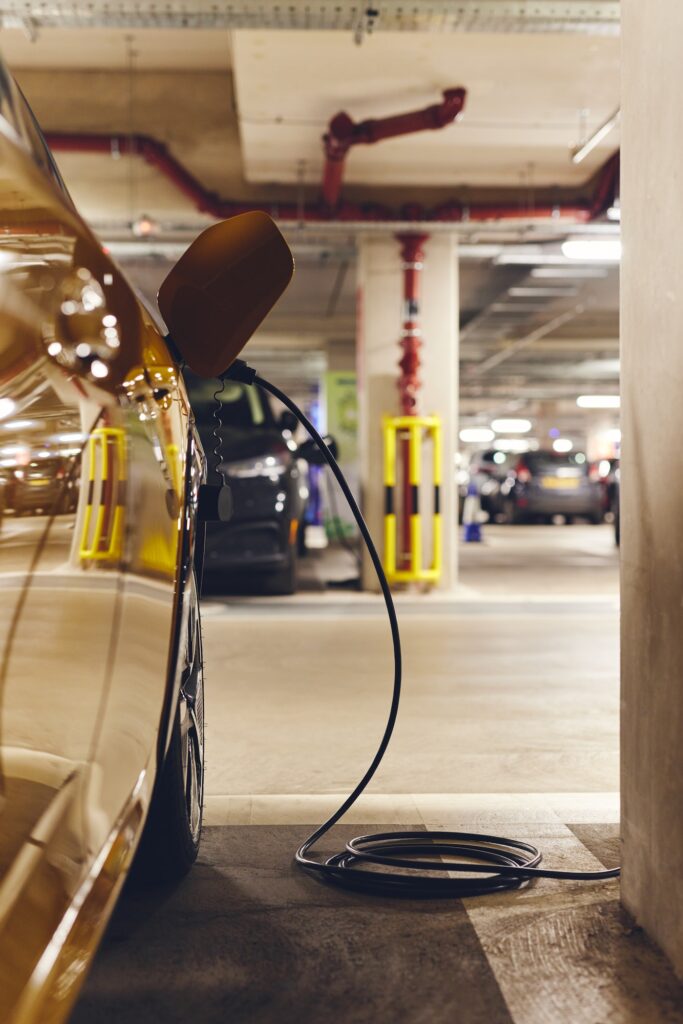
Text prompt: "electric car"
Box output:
[[186, 373, 312, 594], [0, 62, 293, 1024]]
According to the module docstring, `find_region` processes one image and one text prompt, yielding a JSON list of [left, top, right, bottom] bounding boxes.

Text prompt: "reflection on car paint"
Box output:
[[0, 69, 196, 1022]]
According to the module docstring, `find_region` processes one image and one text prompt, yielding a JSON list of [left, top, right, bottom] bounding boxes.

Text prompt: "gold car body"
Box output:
[[0, 65, 203, 1022]]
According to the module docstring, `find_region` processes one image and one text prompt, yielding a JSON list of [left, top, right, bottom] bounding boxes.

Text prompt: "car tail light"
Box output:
[[515, 460, 531, 484], [588, 464, 600, 482]]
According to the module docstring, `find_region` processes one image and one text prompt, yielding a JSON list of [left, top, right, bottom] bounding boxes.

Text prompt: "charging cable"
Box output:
[[224, 359, 620, 897]]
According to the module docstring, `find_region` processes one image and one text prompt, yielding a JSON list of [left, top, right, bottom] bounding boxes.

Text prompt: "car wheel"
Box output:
[[133, 574, 204, 883], [264, 550, 297, 595], [589, 512, 603, 525]]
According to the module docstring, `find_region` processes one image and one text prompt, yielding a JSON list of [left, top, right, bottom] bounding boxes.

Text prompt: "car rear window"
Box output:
[[185, 374, 274, 430], [525, 452, 588, 474]]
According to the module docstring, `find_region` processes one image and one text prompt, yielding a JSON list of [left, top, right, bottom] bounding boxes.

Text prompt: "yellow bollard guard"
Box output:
[[79, 427, 126, 564], [382, 415, 442, 584]]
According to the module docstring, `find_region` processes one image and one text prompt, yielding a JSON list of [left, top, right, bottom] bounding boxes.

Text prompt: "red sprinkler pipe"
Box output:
[[44, 131, 619, 226], [396, 232, 429, 570], [322, 88, 467, 209]]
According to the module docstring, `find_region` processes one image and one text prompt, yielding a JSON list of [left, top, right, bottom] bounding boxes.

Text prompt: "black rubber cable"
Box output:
[[225, 359, 620, 897]]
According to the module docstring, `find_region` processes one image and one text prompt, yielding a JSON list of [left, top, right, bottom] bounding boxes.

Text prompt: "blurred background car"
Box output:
[[500, 450, 604, 524], [186, 373, 324, 595], [468, 449, 513, 522], [6, 455, 79, 516]]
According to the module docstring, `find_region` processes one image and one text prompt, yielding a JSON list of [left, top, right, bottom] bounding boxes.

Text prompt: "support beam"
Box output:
[[621, 0, 683, 977], [357, 233, 458, 592]]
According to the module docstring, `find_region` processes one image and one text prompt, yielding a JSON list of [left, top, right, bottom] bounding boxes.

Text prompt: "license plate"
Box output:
[[541, 476, 579, 490], [28, 479, 49, 487]]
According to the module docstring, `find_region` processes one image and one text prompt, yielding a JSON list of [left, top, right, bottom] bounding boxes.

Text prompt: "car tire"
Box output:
[[132, 575, 204, 884], [589, 512, 603, 525], [264, 550, 297, 595]]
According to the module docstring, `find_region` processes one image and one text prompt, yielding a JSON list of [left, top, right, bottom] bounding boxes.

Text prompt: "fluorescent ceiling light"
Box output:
[[3, 419, 36, 430], [508, 287, 578, 298], [0, 398, 16, 421], [494, 438, 538, 453], [606, 199, 621, 222], [56, 432, 86, 443], [552, 438, 573, 453], [571, 108, 620, 165], [459, 427, 495, 444], [561, 239, 621, 261], [577, 394, 620, 409], [491, 303, 548, 313], [491, 418, 532, 433], [530, 267, 608, 279]]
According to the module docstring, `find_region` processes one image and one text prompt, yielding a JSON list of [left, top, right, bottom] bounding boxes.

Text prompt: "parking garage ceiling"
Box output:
[[0, 0, 621, 412]]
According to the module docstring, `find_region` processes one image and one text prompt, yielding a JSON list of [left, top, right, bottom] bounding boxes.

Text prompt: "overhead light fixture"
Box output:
[[552, 438, 573, 453], [0, 398, 16, 421], [571, 107, 620, 165], [530, 267, 608, 279], [508, 287, 578, 298], [56, 432, 86, 443], [3, 419, 36, 430], [491, 303, 549, 313], [561, 239, 621, 262], [577, 394, 620, 409], [132, 214, 159, 238], [459, 427, 495, 444], [606, 198, 621, 222], [494, 437, 538, 453], [491, 418, 532, 433]]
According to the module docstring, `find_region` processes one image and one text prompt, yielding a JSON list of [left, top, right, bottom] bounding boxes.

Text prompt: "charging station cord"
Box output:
[[225, 359, 620, 898]]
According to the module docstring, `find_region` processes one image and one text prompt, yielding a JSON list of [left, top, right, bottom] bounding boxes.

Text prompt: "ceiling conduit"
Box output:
[[44, 132, 619, 226]]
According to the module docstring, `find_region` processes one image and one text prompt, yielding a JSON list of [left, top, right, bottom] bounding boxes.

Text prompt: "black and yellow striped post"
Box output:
[[382, 415, 442, 584], [79, 427, 126, 564]]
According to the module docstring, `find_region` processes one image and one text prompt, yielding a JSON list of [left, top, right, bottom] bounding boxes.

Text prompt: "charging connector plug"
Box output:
[[222, 359, 257, 386]]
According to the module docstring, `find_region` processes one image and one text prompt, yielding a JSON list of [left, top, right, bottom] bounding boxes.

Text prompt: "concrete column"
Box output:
[[621, 0, 683, 975], [356, 233, 458, 592]]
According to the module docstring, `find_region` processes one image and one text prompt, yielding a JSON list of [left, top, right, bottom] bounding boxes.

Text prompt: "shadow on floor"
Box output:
[[70, 825, 511, 1024], [69, 824, 683, 1024]]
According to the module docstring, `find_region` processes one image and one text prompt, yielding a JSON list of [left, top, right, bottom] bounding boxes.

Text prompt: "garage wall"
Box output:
[[621, 0, 683, 976]]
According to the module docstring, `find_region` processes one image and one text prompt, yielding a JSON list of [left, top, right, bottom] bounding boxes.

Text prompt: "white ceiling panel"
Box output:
[[233, 29, 620, 189]]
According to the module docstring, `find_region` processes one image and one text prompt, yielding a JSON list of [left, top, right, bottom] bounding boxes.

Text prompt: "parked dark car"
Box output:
[[6, 455, 79, 515], [468, 449, 513, 521], [501, 450, 603, 524], [186, 373, 320, 594]]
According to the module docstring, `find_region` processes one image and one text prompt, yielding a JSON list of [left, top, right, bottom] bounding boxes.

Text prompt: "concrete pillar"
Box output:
[[356, 233, 458, 592], [621, 0, 683, 975]]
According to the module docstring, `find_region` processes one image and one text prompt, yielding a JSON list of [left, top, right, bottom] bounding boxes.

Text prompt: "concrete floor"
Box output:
[[201, 524, 619, 800], [73, 525, 683, 1024]]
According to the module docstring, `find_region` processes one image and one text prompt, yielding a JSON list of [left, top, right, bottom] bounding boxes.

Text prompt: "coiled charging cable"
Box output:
[[225, 359, 620, 897]]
